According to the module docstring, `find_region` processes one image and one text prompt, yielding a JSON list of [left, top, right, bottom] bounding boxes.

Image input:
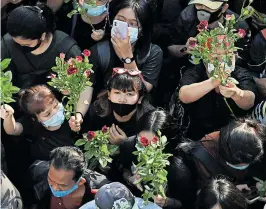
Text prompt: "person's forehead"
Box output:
[[116, 8, 137, 21], [48, 165, 75, 184]]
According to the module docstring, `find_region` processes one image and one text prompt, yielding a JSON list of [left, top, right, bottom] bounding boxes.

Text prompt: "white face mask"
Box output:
[[197, 10, 211, 22], [128, 27, 139, 44]]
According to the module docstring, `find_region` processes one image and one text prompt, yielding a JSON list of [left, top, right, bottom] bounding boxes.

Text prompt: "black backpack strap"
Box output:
[[191, 145, 230, 177], [96, 40, 111, 74], [56, 34, 77, 56], [70, 14, 78, 38]]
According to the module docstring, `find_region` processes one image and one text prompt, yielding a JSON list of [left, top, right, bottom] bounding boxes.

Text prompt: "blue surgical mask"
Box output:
[[128, 27, 139, 44], [83, 2, 107, 17], [226, 162, 249, 170], [42, 103, 65, 127], [49, 178, 81, 198]]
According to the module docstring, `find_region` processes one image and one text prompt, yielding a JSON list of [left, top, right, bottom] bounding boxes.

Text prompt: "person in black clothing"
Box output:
[[120, 109, 182, 208], [1, 85, 77, 161], [88, 0, 163, 95], [37, 146, 94, 209], [177, 57, 257, 141], [168, 0, 250, 67], [196, 178, 247, 209]]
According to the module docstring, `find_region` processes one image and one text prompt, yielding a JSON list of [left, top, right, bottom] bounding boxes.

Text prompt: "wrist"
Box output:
[[231, 88, 244, 101], [208, 78, 220, 88]]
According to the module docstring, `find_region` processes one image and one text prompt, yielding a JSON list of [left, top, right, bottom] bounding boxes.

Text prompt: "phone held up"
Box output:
[[111, 20, 128, 40]]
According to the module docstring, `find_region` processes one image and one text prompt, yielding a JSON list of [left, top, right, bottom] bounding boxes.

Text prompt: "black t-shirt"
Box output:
[[179, 64, 258, 141], [89, 40, 163, 94], [82, 103, 137, 137], [18, 117, 77, 161], [170, 5, 251, 62], [73, 16, 111, 50], [1, 30, 81, 88]]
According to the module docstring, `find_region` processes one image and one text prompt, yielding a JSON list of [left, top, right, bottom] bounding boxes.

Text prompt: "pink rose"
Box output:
[[87, 131, 96, 141], [68, 58, 74, 66], [140, 136, 150, 147], [60, 53, 65, 59], [67, 67, 78, 75], [82, 49, 91, 57], [101, 125, 108, 133], [225, 14, 232, 21], [217, 35, 226, 43], [152, 136, 159, 144], [197, 20, 208, 32], [83, 70, 91, 78], [76, 56, 83, 62], [238, 29, 246, 38], [189, 40, 197, 48], [47, 73, 56, 79]]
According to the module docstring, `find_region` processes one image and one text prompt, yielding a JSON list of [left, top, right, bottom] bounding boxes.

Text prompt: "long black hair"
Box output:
[[112, 0, 155, 63], [94, 73, 154, 119], [196, 178, 247, 209], [7, 2, 56, 39]]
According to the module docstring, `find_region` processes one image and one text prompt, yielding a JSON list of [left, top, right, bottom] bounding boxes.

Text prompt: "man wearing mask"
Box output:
[[168, 0, 250, 66]]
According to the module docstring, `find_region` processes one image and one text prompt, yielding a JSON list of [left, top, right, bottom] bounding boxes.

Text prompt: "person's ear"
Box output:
[[222, 3, 229, 13], [41, 33, 46, 41], [137, 96, 144, 104], [78, 177, 86, 186]]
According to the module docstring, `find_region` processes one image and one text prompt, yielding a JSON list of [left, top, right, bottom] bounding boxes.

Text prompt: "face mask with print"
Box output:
[[226, 162, 249, 170], [42, 103, 65, 127], [128, 27, 139, 44], [49, 178, 81, 197], [83, 2, 107, 16]]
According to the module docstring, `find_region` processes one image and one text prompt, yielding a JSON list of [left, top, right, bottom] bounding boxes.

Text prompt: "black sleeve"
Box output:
[[17, 116, 34, 136], [140, 45, 163, 88], [179, 64, 206, 87], [119, 136, 137, 170], [1, 37, 10, 60]]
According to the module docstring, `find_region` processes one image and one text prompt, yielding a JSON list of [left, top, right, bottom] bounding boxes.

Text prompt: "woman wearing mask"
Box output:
[[166, 118, 265, 209], [1, 85, 77, 161], [70, 68, 154, 144], [71, 0, 112, 49], [88, 0, 163, 95], [175, 55, 257, 141]]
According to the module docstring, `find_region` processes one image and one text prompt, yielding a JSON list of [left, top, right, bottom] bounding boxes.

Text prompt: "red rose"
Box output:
[[189, 40, 197, 48], [47, 73, 56, 79], [197, 20, 208, 32], [101, 125, 108, 133], [82, 49, 91, 57], [225, 14, 232, 21], [67, 67, 78, 75], [87, 131, 96, 140], [152, 136, 159, 144], [60, 53, 65, 59], [83, 70, 91, 78], [140, 136, 150, 147], [238, 29, 246, 38], [76, 56, 83, 62]]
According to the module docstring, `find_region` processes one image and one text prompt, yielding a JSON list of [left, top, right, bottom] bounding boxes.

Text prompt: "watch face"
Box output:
[[125, 58, 131, 64]]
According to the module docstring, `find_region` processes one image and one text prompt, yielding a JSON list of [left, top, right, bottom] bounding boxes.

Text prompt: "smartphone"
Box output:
[[111, 20, 128, 40], [242, 187, 261, 204]]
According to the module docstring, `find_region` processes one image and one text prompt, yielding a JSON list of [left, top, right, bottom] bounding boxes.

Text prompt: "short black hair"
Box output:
[[219, 118, 265, 164], [196, 178, 247, 209], [50, 146, 87, 181], [7, 3, 56, 39]]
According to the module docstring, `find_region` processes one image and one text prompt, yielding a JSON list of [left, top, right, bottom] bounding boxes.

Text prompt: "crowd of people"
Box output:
[[0, 0, 266, 208]]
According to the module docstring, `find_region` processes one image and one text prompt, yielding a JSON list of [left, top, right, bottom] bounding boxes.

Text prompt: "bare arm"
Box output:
[[76, 86, 93, 117], [254, 77, 266, 97], [231, 90, 255, 110], [179, 78, 219, 104]]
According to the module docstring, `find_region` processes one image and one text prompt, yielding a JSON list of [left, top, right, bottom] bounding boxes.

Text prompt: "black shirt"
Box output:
[[1, 30, 81, 88], [18, 117, 77, 161], [179, 64, 258, 141], [89, 40, 163, 94], [170, 5, 251, 63], [73, 16, 111, 50]]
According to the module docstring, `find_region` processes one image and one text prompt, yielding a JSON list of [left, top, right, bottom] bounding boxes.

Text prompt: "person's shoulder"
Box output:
[[79, 200, 96, 209], [150, 44, 163, 54], [53, 30, 76, 44]]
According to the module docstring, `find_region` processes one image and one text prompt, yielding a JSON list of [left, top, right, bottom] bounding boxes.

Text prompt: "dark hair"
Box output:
[[219, 118, 265, 164], [112, 0, 155, 62], [50, 146, 87, 181], [196, 178, 247, 209], [7, 3, 56, 39], [94, 73, 154, 119], [18, 85, 56, 118]]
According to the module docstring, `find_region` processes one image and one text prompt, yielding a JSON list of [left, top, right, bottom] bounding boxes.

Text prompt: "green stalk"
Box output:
[[224, 97, 236, 118]]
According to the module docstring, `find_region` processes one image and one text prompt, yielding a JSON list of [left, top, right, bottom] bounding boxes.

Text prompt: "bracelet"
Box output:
[[76, 112, 84, 120]]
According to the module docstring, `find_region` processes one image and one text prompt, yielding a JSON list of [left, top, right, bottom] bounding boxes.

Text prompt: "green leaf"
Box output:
[[100, 144, 108, 155], [0, 59, 11, 71], [75, 139, 87, 146]]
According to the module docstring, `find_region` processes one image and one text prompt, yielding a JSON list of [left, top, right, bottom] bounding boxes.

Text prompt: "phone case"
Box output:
[[111, 20, 128, 40]]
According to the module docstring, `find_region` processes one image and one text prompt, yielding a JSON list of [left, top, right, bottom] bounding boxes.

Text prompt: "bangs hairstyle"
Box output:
[[7, 3, 56, 39], [94, 73, 154, 118], [18, 85, 56, 117], [219, 118, 265, 164]]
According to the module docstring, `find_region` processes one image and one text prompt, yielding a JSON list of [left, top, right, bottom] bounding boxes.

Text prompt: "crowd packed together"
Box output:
[[1, 0, 266, 209]]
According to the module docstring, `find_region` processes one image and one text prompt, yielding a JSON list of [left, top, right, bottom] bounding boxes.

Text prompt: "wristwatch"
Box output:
[[121, 57, 134, 64]]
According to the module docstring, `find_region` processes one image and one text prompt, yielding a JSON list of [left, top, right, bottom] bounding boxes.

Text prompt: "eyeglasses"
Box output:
[[112, 68, 143, 80]]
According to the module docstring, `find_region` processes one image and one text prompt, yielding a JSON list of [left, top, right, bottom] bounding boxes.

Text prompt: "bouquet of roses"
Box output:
[[254, 177, 266, 197], [189, 0, 253, 86], [75, 125, 119, 168], [133, 131, 172, 203], [47, 49, 93, 119], [0, 59, 20, 104]]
